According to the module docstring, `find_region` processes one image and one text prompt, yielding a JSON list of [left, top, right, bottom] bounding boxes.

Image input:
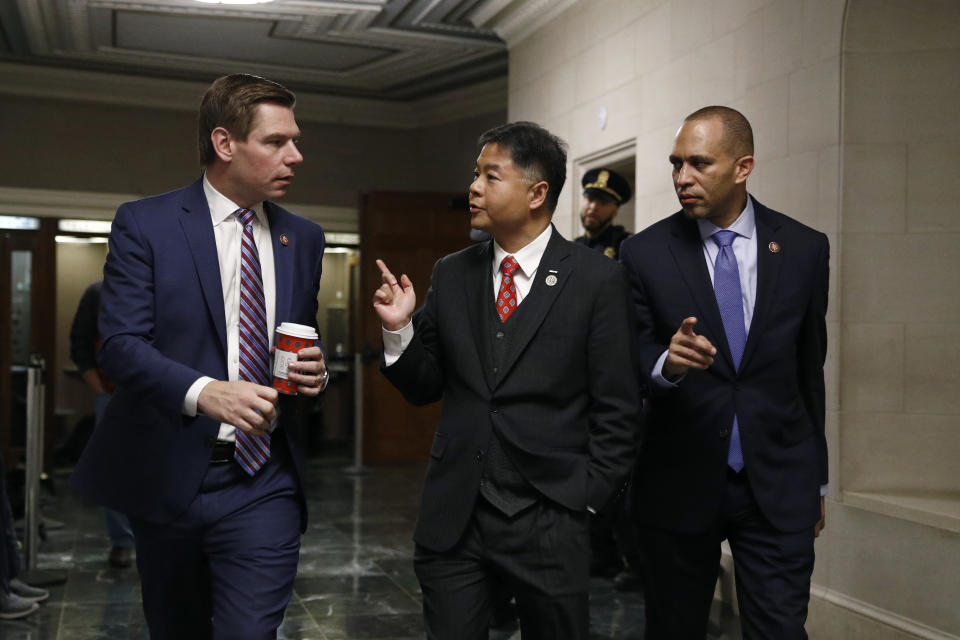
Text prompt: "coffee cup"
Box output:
[[273, 322, 319, 395]]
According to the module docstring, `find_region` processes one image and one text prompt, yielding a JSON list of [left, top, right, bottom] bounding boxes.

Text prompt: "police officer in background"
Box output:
[[574, 168, 632, 260]]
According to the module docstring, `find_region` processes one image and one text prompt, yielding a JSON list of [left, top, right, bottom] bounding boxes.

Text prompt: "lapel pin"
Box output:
[[604, 247, 616, 258], [545, 274, 558, 286], [280, 234, 289, 246], [768, 241, 780, 254]]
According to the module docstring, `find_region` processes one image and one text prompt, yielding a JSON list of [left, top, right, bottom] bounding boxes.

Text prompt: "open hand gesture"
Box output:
[[372, 259, 416, 331]]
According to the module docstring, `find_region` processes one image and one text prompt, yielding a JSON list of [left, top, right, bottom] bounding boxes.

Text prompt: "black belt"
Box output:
[[210, 440, 235, 464]]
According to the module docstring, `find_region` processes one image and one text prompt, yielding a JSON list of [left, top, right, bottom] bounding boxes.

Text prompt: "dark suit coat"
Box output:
[[70, 178, 325, 528], [383, 226, 641, 553], [620, 199, 828, 534]]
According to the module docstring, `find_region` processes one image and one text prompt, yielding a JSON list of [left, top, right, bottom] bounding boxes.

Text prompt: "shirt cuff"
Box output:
[[183, 376, 215, 416], [820, 484, 828, 497], [651, 349, 684, 388], [382, 321, 414, 367]]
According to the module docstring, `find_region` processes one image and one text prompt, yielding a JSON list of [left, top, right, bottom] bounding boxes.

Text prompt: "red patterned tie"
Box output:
[[496, 256, 520, 322], [235, 208, 271, 475]]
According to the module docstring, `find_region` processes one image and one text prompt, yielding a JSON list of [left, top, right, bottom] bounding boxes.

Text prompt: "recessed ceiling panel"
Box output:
[[114, 11, 394, 72]]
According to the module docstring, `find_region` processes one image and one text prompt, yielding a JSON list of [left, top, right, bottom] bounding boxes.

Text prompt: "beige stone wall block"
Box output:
[[843, 51, 960, 145], [844, 0, 960, 53], [758, 1, 803, 84], [712, 0, 766, 37], [543, 63, 578, 120], [670, 0, 715, 54], [813, 502, 960, 633], [800, 0, 845, 67], [816, 145, 840, 235], [825, 408, 840, 494], [639, 57, 694, 131], [906, 142, 960, 233], [688, 32, 738, 108], [904, 324, 960, 415], [602, 26, 639, 94], [749, 151, 820, 227], [574, 42, 609, 106], [733, 9, 765, 93], [841, 233, 960, 323], [634, 3, 673, 77], [824, 231, 839, 324], [636, 189, 681, 232], [840, 412, 958, 494], [825, 321, 840, 412], [635, 125, 677, 199], [733, 76, 789, 160], [841, 144, 906, 234], [839, 323, 904, 413], [788, 58, 840, 155]]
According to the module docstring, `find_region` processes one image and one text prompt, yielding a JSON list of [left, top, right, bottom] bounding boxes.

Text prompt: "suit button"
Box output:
[[720, 427, 729, 437], [490, 407, 498, 414], [495, 332, 504, 339], [476, 451, 484, 462], [493, 367, 499, 374]]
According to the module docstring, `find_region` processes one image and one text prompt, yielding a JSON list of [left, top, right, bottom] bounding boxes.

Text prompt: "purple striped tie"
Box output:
[[235, 208, 271, 475]]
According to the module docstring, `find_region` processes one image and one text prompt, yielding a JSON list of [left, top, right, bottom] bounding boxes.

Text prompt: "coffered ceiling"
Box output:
[[0, 0, 511, 100]]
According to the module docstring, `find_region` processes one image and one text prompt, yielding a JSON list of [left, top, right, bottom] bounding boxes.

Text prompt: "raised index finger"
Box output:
[[375, 259, 399, 287]]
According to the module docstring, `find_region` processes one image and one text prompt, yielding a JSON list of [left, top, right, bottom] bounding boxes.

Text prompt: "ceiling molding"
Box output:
[[468, 0, 580, 47], [0, 61, 506, 128], [0, 185, 358, 231], [1, 0, 507, 100]]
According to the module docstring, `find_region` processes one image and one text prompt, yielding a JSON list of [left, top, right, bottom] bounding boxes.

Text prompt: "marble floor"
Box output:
[[1, 455, 740, 639]]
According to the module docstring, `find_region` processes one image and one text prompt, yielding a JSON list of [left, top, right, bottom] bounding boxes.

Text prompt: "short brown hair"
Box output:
[[684, 105, 754, 158], [198, 74, 296, 166]]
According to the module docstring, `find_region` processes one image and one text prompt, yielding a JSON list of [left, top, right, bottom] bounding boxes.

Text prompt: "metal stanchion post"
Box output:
[[20, 353, 67, 587]]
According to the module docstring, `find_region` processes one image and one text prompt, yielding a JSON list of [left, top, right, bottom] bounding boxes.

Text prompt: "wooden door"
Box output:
[[359, 192, 472, 464]]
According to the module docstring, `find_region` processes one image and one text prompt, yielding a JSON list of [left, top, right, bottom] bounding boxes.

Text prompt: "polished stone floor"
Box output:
[[1, 455, 740, 639]]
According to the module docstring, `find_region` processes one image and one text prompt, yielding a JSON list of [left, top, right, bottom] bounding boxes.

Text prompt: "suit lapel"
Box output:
[[495, 226, 571, 385], [178, 179, 227, 358], [464, 241, 497, 391], [266, 202, 292, 328], [666, 214, 736, 372], [741, 203, 783, 372]]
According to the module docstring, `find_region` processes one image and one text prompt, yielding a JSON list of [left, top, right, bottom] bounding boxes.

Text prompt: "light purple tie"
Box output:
[[235, 208, 271, 475], [712, 230, 745, 472]]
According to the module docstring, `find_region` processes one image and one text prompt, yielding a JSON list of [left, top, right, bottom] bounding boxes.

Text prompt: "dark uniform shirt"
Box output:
[[574, 224, 631, 261]]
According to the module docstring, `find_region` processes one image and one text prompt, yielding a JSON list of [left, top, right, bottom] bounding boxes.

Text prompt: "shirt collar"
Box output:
[[493, 224, 553, 277], [202, 173, 265, 228], [697, 193, 756, 242]]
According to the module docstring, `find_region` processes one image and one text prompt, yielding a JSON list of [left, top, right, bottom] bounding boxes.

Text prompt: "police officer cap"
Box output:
[[582, 168, 631, 206]]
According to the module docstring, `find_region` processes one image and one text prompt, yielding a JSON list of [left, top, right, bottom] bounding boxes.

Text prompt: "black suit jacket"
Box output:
[[383, 226, 641, 552], [620, 199, 828, 534]]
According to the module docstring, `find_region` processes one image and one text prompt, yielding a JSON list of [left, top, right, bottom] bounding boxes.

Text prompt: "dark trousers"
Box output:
[[415, 497, 590, 640], [642, 470, 815, 640], [0, 453, 20, 593], [130, 434, 302, 640]]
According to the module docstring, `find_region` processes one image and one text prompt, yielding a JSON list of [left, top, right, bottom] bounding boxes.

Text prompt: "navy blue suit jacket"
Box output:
[[70, 178, 325, 528], [620, 200, 828, 534]]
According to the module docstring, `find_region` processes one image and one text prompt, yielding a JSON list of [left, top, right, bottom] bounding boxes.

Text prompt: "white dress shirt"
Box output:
[[181, 174, 277, 442], [382, 225, 554, 364]]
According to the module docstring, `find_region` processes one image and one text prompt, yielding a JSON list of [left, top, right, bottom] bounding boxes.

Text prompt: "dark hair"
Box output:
[[198, 74, 296, 166], [684, 106, 754, 158], [477, 122, 568, 213]]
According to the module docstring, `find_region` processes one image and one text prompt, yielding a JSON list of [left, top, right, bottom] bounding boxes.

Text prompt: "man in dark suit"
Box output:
[[70, 74, 328, 639], [373, 122, 640, 639], [619, 106, 828, 639]]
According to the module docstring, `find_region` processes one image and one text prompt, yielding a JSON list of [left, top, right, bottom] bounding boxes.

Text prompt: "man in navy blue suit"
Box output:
[[71, 74, 328, 639], [620, 106, 828, 639]]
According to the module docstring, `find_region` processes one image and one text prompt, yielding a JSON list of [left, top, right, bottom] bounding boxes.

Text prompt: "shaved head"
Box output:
[[683, 106, 754, 159]]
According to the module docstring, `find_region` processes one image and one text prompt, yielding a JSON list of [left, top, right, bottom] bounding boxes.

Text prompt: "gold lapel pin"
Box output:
[[280, 234, 289, 246], [768, 241, 780, 253]]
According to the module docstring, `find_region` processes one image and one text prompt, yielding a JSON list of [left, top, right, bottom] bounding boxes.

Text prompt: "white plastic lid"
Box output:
[[276, 322, 318, 340]]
